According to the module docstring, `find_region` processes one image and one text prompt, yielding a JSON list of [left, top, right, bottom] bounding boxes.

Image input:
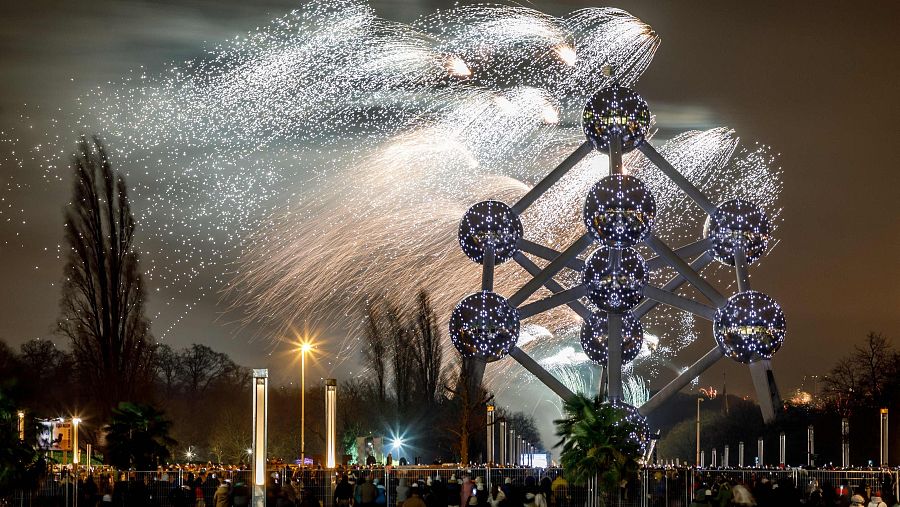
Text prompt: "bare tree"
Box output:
[[444, 362, 492, 464], [57, 136, 155, 417], [824, 332, 896, 414], [177, 344, 232, 398], [154, 343, 181, 398], [363, 303, 388, 403], [411, 291, 443, 403]]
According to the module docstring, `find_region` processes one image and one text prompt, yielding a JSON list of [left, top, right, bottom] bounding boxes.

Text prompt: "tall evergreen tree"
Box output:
[[57, 136, 155, 418]]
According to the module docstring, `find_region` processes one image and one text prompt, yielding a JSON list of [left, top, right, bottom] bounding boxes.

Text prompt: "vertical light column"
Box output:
[[72, 417, 81, 465], [17, 411, 24, 441], [738, 441, 744, 467], [700, 450, 705, 468], [807, 425, 815, 467], [711, 448, 717, 468], [517, 435, 523, 466], [881, 408, 889, 466], [252, 369, 269, 507], [486, 405, 495, 465], [757, 438, 764, 467], [778, 432, 786, 466], [723, 445, 730, 468], [510, 429, 517, 465], [841, 417, 850, 468], [499, 419, 507, 465], [325, 379, 337, 468]]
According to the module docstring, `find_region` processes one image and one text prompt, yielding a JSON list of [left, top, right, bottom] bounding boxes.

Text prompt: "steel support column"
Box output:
[[640, 346, 724, 415]]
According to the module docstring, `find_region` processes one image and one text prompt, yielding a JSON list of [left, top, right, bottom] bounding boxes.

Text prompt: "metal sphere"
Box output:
[[608, 399, 651, 452], [714, 290, 786, 364], [458, 200, 523, 264], [582, 246, 649, 313], [580, 312, 644, 365], [582, 84, 651, 153], [449, 291, 519, 362], [704, 199, 771, 266], [583, 174, 656, 247]]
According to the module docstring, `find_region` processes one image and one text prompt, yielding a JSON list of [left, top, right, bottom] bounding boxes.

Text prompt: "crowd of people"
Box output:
[[15, 467, 900, 507], [680, 472, 896, 507], [331, 471, 579, 507]]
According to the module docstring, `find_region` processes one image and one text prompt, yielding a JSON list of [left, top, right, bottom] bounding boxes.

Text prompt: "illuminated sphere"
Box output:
[[449, 291, 519, 362], [608, 399, 651, 453], [580, 312, 644, 364], [582, 84, 651, 153], [458, 200, 523, 264], [582, 246, 648, 313], [714, 291, 786, 363], [583, 174, 656, 247], [704, 199, 771, 266]]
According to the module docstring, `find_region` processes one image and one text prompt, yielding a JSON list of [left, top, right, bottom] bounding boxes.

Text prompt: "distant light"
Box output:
[[246, 448, 253, 455], [445, 56, 472, 78], [392, 438, 403, 449], [301, 343, 313, 353], [553, 44, 577, 66], [73, 417, 82, 425]]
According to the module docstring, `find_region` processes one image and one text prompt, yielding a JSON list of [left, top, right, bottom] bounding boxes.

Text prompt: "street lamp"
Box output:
[[300, 342, 313, 466]]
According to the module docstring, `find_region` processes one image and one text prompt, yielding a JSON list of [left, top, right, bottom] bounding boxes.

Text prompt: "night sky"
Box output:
[[0, 0, 898, 407]]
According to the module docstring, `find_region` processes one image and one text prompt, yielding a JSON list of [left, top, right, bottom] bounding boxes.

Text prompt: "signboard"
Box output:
[[38, 420, 72, 451]]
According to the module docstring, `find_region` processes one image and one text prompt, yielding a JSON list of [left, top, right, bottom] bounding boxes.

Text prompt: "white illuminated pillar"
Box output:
[[486, 405, 495, 465], [738, 441, 744, 467], [73, 418, 81, 465], [757, 437, 764, 467], [17, 411, 24, 441], [252, 369, 269, 507], [326, 379, 337, 468], [881, 408, 889, 466], [498, 420, 507, 465]]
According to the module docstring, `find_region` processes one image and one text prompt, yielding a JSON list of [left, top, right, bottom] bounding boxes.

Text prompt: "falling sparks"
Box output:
[[0, 0, 783, 405]]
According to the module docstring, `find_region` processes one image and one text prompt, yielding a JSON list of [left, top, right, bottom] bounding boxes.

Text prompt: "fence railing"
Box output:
[[9, 466, 899, 507]]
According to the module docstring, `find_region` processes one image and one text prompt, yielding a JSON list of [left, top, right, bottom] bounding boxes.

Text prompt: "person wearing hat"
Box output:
[[850, 494, 866, 507], [869, 493, 888, 507]]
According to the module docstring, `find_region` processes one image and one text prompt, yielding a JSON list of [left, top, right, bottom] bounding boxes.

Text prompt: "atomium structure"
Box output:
[[450, 82, 787, 431]]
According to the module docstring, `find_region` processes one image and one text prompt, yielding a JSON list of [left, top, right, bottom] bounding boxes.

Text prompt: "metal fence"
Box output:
[[9, 466, 899, 507]]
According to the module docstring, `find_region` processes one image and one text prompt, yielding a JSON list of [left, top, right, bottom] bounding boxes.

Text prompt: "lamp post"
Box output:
[[300, 342, 312, 466]]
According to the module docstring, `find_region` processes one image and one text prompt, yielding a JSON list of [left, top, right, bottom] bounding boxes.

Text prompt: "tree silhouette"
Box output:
[[105, 402, 175, 470], [57, 136, 155, 418]]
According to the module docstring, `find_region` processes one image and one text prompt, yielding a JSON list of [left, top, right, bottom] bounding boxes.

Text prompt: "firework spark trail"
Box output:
[[231, 125, 783, 391], [1, 0, 781, 401]]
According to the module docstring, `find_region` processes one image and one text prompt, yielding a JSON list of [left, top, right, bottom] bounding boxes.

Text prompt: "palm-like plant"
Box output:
[[554, 394, 641, 491], [105, 402, 176, 469]]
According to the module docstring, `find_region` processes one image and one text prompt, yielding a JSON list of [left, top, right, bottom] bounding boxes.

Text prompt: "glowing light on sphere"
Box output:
[[704, 199, 771, 266], [458, 200, 523, 264], [582, 246, 648, 313], [582, 84, 651, 153], [580, 311, 644, 364], [608, 399, 650, 452], [714, 290, 786, 363], [583, 174, 656, 247], [450, 291, 520, 362]]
